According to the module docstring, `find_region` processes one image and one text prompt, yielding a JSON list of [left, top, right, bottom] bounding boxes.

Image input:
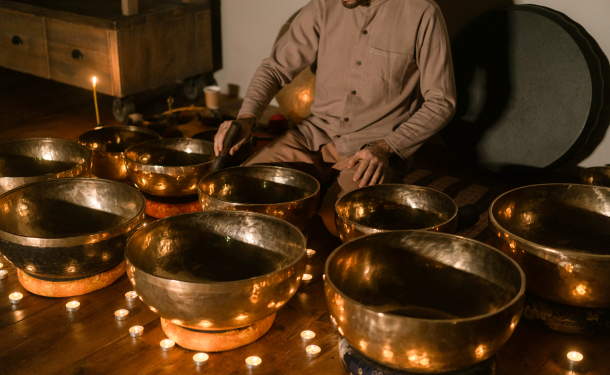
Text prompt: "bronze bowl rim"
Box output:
[[489, 182, 610, 259], [125, 210, 307, 285], [0, 137, 92, 179], [325, 230, 526, 323], [78, 125, 161, 158], [335, 184, 458, 232], [197, 165, 321, 207], [124, 138, 215, 172], [0, 177, 146, 248]]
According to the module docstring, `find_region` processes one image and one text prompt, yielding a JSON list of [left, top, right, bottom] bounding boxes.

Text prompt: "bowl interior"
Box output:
[[0, 179, 144, 238], [127, 212, 305, 282], [125, 139, 214, 167], [492, 184, 610, 255], [328, 232, 522, 319], [200, 167, 319, 205], [337, 185, 456, 230], [79, 127, 160, 153], [0, 139, 89, 178]]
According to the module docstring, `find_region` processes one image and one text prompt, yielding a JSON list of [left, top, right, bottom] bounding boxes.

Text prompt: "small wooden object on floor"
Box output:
[[17, 261, 126, 297], [160, 313, 276, 352]]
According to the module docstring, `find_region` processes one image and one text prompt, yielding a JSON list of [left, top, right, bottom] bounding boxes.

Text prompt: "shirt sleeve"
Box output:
[[238, 1, 321, 121], [383, 5, 457, 160]]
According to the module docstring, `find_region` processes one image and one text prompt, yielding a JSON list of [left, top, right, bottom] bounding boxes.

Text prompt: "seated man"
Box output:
[[215, 0, 456, 236]]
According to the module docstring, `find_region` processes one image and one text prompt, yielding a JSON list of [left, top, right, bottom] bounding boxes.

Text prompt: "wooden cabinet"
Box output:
[[0, 0, 215, 98]]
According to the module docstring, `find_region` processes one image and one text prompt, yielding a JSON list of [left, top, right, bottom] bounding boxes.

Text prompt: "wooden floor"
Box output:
[[1, 68, 610, 375]]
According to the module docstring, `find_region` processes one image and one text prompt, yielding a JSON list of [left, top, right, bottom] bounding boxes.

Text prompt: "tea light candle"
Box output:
[[301, 330, 316, 343], [245, 356, 262, 369], [115, 309, 129, 320], [0, 270, 8, 279], [66, 301, 80, 312], [193, 352, 209, 366], [306, 249, 316, 259], [306, 345, 321, 358], [302, 274, 313, 283], [129, 325, 144, 337], [9, 292, 22, 304], [567, 351, 584, 362], [160, 339, 175, 351], [125, 291, 138, 302]]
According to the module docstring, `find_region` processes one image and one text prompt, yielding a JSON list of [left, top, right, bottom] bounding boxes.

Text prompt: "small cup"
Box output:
[[204, 86, 221, 109]]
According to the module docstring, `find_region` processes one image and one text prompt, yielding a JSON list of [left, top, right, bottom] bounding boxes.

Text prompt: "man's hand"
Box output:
[[214, 114, 256, 157], [347, 140, 394, 187]]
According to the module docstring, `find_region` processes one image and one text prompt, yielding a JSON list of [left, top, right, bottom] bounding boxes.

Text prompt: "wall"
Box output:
[[215, 0, 610, 167], [214, 0, 309, 103]]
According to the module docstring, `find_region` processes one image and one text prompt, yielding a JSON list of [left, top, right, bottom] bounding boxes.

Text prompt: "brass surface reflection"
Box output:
[[78, 126, 160, 181], [325, 230, 525, 372], [125, 138, 215, 197], [126, 211, 306, 330], [335, 184, 458, 242], [0, 138, 91, 194], [0, 178, 146, 279], [580, 166, 610, 188], [489, 183, 610, 308], [198, 166, 320, 231]]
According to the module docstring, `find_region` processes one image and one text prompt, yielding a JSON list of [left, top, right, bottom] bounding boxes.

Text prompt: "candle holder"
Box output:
[[306, 345, 321, 358], [245, 356, 262, 369], [115, 309, 129, 320], [302, 274, 313, 284], [300, 330, 316, 343], [193, 353, 209, 366], [129, 326, 144, 337], [125, 291, 138, 302], [160, 339, 175, 351], [66, 301, 80, 312], [9, 292, 23, 304]]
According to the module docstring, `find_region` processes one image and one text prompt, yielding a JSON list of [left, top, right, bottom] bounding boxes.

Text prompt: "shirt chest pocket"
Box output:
[[366, 47, 414, 100]]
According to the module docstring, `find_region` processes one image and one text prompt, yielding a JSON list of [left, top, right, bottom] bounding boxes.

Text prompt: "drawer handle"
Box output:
[[72, 49, 84, 60], [11, 35, 23, 45]]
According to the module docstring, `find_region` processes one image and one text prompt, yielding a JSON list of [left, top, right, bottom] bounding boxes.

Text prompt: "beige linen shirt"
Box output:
[[239, 0, 457, 160]]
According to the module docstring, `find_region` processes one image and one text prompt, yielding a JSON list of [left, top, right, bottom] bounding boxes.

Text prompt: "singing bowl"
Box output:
[[192, 130, 254, 166], [325, 231, 525, 373], [0, 178, 146, 279], [198, 166, 320, 231], [335, 184, 458, 243], [580, 166, 610, 188], [125, 210, 306, 330], [489, 183, 610, 308], [125, 138, 215, 197], [0, 138, 91, 195], [78, 126, 160, 181]]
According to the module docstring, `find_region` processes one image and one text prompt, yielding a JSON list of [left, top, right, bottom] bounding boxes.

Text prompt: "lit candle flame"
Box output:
[[245, 356, 262, 368], [567, 351, 583, 362], [193, 352, 209, 365], [92, 76, 97, 85]]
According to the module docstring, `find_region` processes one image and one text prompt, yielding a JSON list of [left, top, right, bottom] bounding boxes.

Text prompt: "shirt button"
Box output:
[[362, 30, 368, 35], [356, 61, 361, 66], [344, 118, 350, 122], [351, 90, 357, 95]]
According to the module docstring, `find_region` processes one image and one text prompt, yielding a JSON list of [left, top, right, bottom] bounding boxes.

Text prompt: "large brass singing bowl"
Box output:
[[198, 166, 320, 231], [489, 183, 610, 308], [0, 178, 146, 279], [78, 126, 160, 181], [0, 138, 91, 195], [125, 138, 215, 197], [325, 231, 525, 373], [335, 184, 458, 242], [580, 166, 610, 188], [125, 211, 306, 330]]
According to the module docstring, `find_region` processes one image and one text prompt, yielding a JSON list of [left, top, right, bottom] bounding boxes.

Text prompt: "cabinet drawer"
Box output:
[[46, 19, 113, 95], [0, 9, 49, 78]]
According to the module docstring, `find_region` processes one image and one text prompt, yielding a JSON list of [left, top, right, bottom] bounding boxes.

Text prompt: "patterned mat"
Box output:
[[402, 169, 504, 242]]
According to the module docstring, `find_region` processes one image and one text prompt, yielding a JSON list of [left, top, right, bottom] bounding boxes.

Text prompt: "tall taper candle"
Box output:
[[92, 77, 100, 125]]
